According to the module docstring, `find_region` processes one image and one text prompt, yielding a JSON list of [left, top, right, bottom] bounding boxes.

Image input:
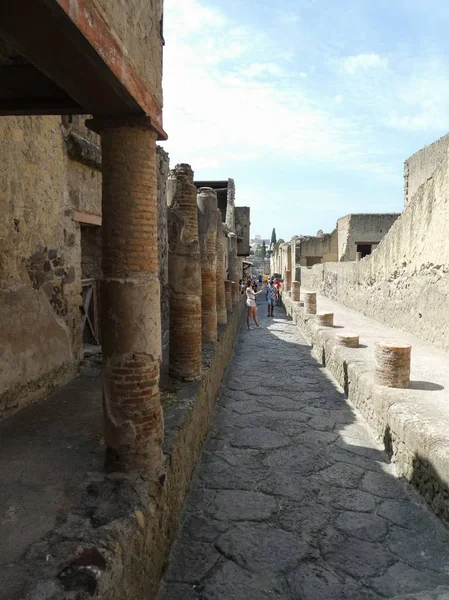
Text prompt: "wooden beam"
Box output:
[[0, 0, 166, 139], [73, 210, 102, 226]]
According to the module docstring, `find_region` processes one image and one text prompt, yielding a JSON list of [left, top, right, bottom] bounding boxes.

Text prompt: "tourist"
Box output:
[[266, 281, 276, 317], [246, 280, 265, 330]]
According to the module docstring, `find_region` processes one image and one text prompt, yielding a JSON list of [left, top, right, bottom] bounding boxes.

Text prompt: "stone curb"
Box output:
[[283, 294, 449, 525]]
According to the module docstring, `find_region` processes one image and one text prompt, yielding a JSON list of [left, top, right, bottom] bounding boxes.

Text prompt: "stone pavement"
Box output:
[[157, 303, 449, 600]]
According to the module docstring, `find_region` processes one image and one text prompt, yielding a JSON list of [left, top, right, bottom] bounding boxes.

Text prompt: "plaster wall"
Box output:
[[0, 116, 102, 419], [337, 213, 400, 262], [301, 151, 449, 351], [404, 133, 449, 206], [91, 0, 164, 107]]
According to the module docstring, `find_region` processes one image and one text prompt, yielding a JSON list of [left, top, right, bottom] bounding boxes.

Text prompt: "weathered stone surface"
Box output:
[[158, 306, 449, 600], [216, 523, 312, 574], [204, 490, 277, 521], [335, 511, 388, 542], [197, 187, 218, 343], [201, 561, 287, 600]]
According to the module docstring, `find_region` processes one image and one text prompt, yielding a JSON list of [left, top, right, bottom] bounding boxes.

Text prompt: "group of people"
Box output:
[[240, 275, 282, 331]]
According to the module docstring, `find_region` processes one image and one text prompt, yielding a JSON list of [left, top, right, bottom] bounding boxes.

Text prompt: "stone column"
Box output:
[[225, 178, 235, 230], [374, 341, 411, 388], [167, 164, 202, 381], [216, 210, 227, 326], [317, 312, 334, 327], [304, 292, 317, 314], [197, 187, 218, 343], [292, 281, 300, 301], [285, 270, 292, 293], [228, 232, 240, 306], [87, 116, 163, 475]]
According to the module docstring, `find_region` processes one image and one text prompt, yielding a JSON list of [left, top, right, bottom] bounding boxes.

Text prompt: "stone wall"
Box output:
[[0, 115, 102, 420], [296, 230, 338, 268], [156, 146, 170, 351], [234, 206, 250, 256], [337, 213, 400, 262], [301, 151, 449, 352], [404, 132, 449, 206]]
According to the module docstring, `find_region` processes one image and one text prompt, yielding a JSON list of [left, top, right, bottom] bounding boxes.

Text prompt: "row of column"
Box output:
[[88, 119, 242, 476], [167, 164, 242, 382]]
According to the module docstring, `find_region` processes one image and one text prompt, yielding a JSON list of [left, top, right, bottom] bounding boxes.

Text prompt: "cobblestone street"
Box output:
[[158, 304, 449, 600]]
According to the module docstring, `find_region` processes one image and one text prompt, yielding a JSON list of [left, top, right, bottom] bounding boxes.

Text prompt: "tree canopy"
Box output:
[[271, 228, 277, 245]]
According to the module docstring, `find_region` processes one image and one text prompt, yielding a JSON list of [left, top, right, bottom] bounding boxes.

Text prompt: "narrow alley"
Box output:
[[158, 303, 449, 600]]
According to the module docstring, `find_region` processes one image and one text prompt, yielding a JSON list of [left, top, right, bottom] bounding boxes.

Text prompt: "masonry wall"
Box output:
[[234, 206, 250, 256], [337, 213, 400, 262], [301, 150, 449, 351], [298, 230, 338, 266], [404, 132, 449, 206], [156, 146, 170, 351], [0, 116, 103, 419], [91, 0, 164, 107]]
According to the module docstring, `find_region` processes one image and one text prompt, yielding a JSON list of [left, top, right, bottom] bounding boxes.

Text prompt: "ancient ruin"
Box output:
[[1, 2, 449, 600]]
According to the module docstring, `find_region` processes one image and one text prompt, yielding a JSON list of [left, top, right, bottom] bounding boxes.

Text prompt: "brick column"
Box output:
[[284, 269, 292, 293], [167, 164, 202, 381], [224, 280, 232, 312], [87, 116, 163, 475], [197, 187, 218, 343], [216, 209, 227, 326], [228, 233, 240, 306], [292, 281, 300, 301]]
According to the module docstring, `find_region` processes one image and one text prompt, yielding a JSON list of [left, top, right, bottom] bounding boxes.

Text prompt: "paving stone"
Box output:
[[263, 446, 331, 475], [164, 540, 221, 584], [313, 462, 365, 488], [377, 499, 437, 530], [204, 489, 277, 521], [369, 562, 449, 598], [180, 515, 229, 542], [230, 427, 291, 450], [201, 561, 288, 600], [257, 470, 313, 502], [158, 582, 199, 600], [286, 564, 377, 600], [216, 523, 312, 574], [362, 470, 408, 498], [388, 526, 449, 571], [320, 489, 378, 512], [325, 535, 396, 579], [335, 511, 389, 542], [158, 309, 449, 599]]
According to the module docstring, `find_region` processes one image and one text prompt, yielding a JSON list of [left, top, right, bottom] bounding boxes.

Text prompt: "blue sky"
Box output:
[[161, 0, 449, 240]]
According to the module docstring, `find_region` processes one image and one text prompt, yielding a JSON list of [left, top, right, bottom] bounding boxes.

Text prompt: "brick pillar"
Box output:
[[167, 164, 202, 381], [87, 116, 163, 475], [374, 341, 411, 388], [216, 209, 227, 326], [197, 187, 218, 343], [285, 270, 292, 293], [228, 233, 240, 306]]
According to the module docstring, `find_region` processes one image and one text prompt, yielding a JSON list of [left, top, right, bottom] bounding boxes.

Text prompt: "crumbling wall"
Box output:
[[337, 213, 400, 262], [234, 206, 250, 256], [301, 151, 449, 351], [0, 115, 102, 419], [404, 132, 449, 206], [298, 230, 338, 266], [156, 145, 170, 351]]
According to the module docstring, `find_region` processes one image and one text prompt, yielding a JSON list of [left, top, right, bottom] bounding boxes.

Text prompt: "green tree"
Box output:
[[271, 228, 277, 245]]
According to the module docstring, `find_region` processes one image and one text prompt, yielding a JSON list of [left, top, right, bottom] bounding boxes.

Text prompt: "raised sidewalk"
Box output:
[[283, 290, 449, 524]]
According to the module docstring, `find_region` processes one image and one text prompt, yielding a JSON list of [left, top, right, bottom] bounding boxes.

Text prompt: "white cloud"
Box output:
[[335, 94, 343, 103], [343, 53, 388, 75], [161, 0, 380, 175]]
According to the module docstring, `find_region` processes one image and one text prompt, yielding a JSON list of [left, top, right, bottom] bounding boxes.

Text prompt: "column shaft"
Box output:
[[197, 187, 218, 343], [167, 164, 202, 380], [89, 117, 163, 475], [216, 210, 227, 326]]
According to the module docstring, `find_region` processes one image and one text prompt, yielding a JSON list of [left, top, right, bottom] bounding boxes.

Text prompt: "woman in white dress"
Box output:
[[246, 280, 265, 330]]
